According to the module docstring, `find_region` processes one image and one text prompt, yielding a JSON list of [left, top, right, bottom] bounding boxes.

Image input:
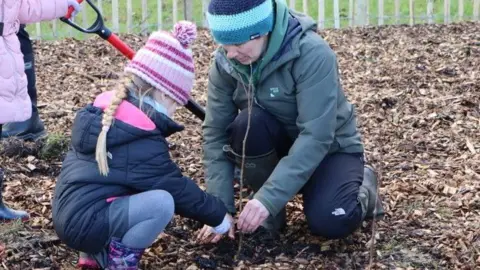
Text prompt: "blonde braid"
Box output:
[[95, 79, 130, 176]]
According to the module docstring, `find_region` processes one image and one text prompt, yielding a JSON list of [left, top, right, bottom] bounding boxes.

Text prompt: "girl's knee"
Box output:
[[146, 190, 175, 219], [142, 190, 175, 219]]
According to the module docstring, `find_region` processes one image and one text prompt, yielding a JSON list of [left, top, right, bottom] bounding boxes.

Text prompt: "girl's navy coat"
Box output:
[[52, 95, 228, 253]]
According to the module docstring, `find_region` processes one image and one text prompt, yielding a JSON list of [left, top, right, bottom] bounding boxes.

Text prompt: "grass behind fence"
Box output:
[[27, 0, 477, 40]]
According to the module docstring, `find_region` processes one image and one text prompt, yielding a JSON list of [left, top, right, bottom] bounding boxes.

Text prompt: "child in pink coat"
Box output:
[[0, 0, 81, 251]]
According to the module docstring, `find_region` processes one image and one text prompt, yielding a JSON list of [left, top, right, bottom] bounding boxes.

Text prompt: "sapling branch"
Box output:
[[235, 64, 254, 260], [368, 165, 381, 269]]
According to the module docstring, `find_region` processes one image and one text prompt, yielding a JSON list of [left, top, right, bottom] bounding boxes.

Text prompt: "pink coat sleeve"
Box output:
[[18, 0, 69, 24]]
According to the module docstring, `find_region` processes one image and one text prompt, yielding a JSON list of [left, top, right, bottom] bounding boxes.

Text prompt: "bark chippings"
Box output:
[[0, 22, 478, 269]]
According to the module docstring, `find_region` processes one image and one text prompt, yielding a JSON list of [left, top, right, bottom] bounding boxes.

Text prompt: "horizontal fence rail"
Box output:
[[28, 0, 480, 40]]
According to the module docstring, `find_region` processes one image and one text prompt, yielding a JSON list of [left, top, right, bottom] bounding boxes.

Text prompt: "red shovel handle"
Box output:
[[61, 0, 135, 60], [106, 34, 136, 60]]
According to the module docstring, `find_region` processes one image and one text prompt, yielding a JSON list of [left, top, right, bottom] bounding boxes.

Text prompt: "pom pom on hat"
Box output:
[[173, 20, 197, 47]]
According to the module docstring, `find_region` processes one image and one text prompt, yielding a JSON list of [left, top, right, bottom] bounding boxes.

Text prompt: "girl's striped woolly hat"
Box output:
[[124, 21, 197, 106], [206, 0, 274, 45]]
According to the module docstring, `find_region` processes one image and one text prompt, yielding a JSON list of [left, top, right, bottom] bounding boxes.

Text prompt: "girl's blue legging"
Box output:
[[119, 190, 174, 248], [92, 189, 175, 267]]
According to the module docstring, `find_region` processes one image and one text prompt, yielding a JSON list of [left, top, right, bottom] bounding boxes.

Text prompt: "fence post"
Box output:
[[444, 0, 451, 24], [184, 0, 194, 22], [203, 0, 209, 27], [333, 0, 340, 28], [158, 0, 163, 30], [378, 0, 384, 26], [52, 20, 57, 39], [427, 0, 434, 24], [36, 23, 41, 40], [318, 0, 325, 29], [112, 0, 119, 33], [302, 0, 308, 15], [409, 0, 414, 26], [127, 0, 133, 33], [289, 0, 296, 10], [173, 0, 178, 24], [354, 0, 367, 26], [68, 15, 73, 37], [142, 0, 149, 34], [394, 0, 400, 24], [475, 0, 480, 21], [349, 0, 354, 27], [98, 0, 103, 15], [458, 0, 464, 22], [82, 1, 88, 39], [365, 0, 370, 25]]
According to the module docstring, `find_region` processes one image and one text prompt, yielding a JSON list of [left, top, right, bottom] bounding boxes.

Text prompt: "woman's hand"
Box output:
[[237, 199, 269, 233], [196, 213, 235, 244]]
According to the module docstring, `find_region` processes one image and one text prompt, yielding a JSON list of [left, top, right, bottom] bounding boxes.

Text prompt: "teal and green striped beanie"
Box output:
[[206, 0, 274, 45]]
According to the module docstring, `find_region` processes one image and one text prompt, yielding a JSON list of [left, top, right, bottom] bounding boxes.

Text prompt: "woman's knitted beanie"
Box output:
[[206, 0, 274, 45]]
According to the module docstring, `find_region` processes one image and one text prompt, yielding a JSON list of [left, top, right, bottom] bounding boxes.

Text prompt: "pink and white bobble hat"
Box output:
[[124, 21, 197, 106]]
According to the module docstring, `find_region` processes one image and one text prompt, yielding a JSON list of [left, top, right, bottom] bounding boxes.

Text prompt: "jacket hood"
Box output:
[[262, 2, 318, 65], [70, 98, 184, 155], [272, 6, 317, 61]]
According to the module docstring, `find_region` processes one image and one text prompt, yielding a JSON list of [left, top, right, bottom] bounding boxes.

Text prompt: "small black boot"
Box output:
[[358, 165, 385, 220], [2, 26, 46, 141], [0, 169, 29, 222], [1, 111, 46, 141]]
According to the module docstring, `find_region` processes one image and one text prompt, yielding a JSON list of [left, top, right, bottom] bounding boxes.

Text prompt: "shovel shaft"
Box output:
[[106, 34, 136, 60]]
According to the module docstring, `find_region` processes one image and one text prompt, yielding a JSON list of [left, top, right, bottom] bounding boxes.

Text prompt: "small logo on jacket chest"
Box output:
[[269, 87, 280, 98]]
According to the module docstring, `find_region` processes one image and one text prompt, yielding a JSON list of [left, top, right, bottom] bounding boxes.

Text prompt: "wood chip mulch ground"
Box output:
[[0, 21, 478, 269]]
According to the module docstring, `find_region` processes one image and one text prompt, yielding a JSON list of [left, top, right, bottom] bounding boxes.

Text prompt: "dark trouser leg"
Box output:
[[0, 131, 30, 221], [226, 106, 292, 158], [224, 106, 292, 232], [2, 26, 46, 141], [301, 153, 365, 239], [224, 107, 384, 238]]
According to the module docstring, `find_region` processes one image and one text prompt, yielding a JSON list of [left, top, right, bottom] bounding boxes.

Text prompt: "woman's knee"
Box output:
[[305, 205, 362, 239], [226, 106, 287, 156]]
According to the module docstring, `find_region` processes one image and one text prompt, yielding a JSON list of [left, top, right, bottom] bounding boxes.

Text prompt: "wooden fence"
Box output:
[[29, 0, 480, 40]]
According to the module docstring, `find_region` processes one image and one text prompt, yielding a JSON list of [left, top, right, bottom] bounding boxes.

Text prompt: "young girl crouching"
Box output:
[[52, 21, 233, 269]]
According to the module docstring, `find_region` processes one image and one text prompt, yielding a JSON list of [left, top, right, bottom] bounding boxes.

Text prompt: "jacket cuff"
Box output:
[[207, 203, 229, 227], [211, 214, 231, 234], [253, 192, 279, 217]]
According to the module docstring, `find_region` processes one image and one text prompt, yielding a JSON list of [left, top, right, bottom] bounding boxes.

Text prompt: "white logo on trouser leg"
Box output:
[[332, 208, 346, 216], [245, 162, 256, 169]]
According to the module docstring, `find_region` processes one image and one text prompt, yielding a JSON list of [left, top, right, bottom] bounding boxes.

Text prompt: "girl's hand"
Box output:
[[196, 214, 235, 244], [67, 0, 82, 17]]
